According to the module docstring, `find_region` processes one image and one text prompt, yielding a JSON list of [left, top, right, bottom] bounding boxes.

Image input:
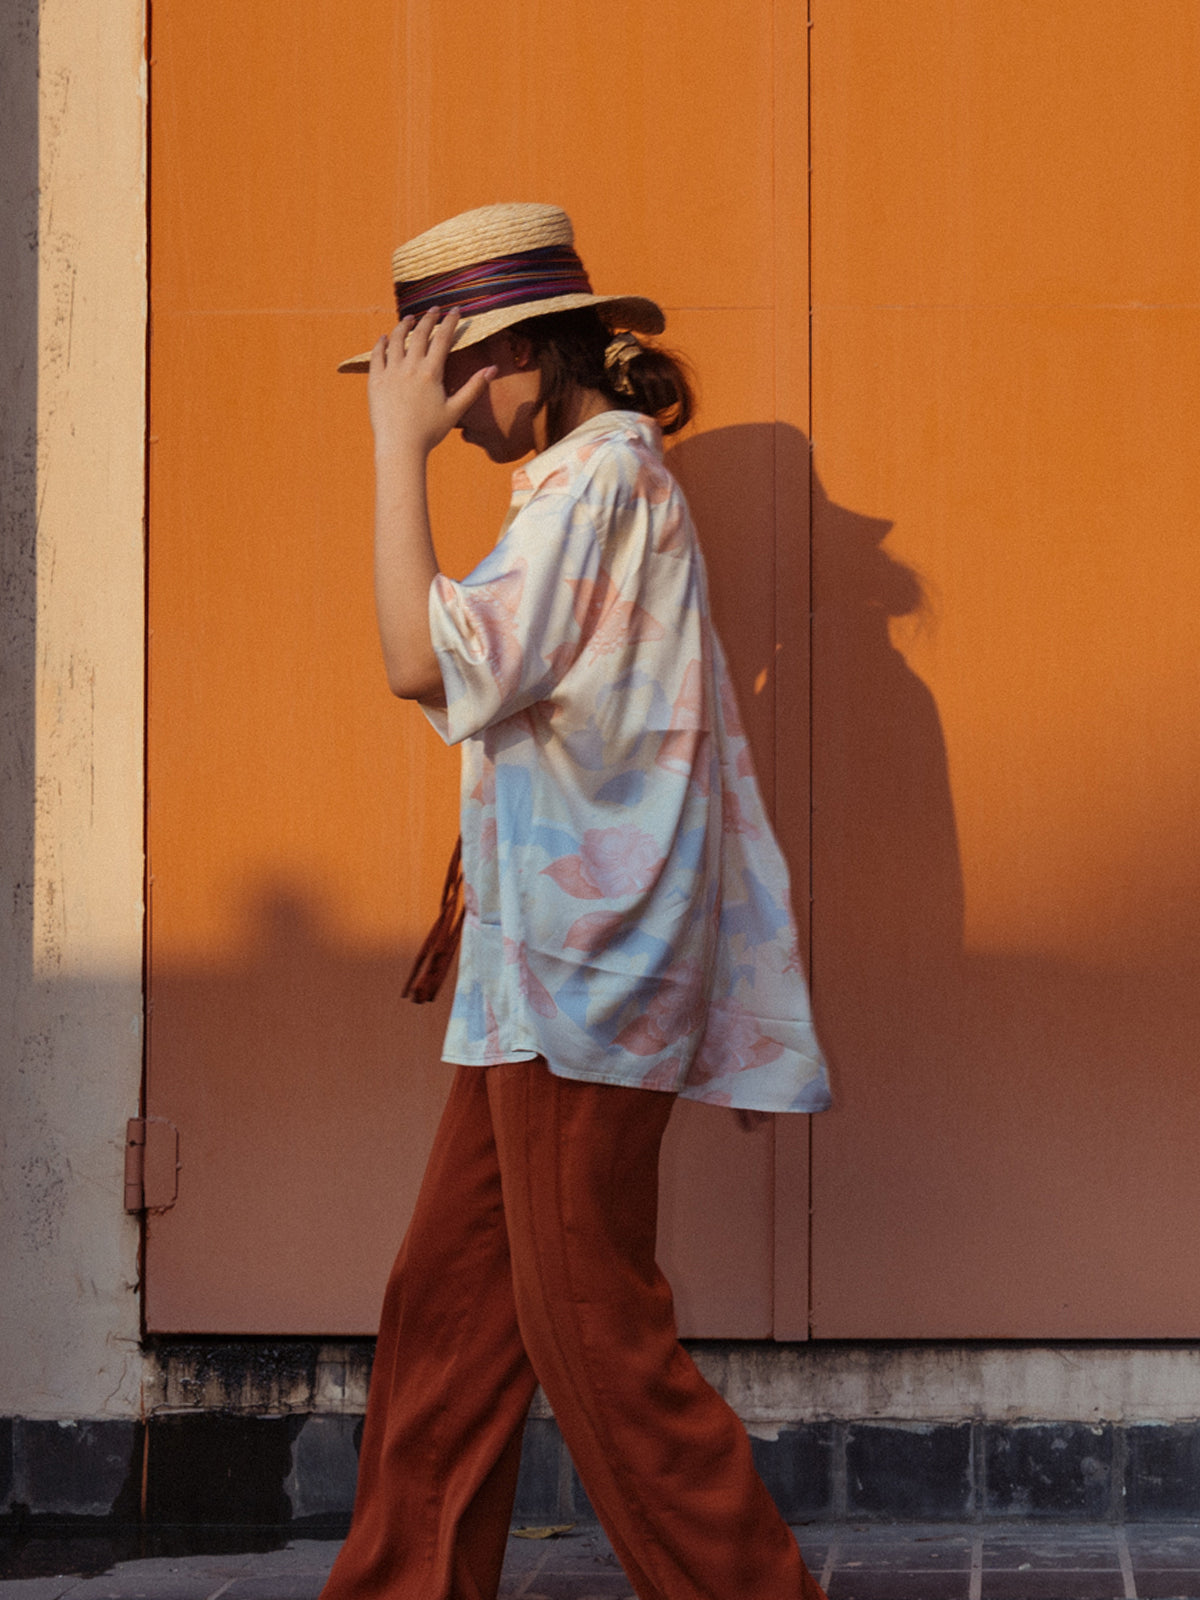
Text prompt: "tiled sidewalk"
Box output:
[[5, 1523, 1200, 1600]]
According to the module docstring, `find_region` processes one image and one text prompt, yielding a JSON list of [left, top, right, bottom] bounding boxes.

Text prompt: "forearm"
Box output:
[[365, 308, 496, 700], [373, 446, 444, 701]]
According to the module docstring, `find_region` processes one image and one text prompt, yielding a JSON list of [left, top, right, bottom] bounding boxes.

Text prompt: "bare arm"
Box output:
[[367, 309, 496, 700]]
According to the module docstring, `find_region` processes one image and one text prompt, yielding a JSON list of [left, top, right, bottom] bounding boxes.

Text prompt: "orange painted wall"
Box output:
[[146, 0, 811, 1332], [149, 0, 1200, 1342]]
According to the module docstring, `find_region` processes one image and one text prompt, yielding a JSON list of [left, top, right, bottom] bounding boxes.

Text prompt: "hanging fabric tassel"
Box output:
[[402, 836, 465, 1003]]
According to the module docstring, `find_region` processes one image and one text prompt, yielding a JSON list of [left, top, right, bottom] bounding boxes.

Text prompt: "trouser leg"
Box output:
[[320, 1066, 537, 1600], [487, 1058, 828, 1600]]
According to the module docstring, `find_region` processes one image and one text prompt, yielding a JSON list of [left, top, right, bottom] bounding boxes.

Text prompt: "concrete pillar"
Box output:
[[0, 0, 147, 1421]]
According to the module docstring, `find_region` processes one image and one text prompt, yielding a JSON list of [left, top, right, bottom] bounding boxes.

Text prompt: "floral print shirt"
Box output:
[[422, 410, 831, 1113]]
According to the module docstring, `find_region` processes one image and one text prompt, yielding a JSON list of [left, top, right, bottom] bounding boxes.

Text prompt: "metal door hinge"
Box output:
[[124, 1117, 180, 1212]]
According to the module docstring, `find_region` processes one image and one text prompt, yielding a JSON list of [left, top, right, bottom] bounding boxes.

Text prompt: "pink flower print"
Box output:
[[444, 561, 527, 684], [692, 1004, 785, 1084], [656, 728, 706, 783], [484, 999, 501, 1058], [655, 662, 709, 784], [639, 1056, 686, 1092], [563, 911, 628, 954], [464, 882, 480, 921], [469, 754, 497, 806], [614, 960, 706, 1056], [479, 817, 498, 860], [546, 641, 576, 678], [567, 572, 665, 661], [511, 466, 533, 492], [589, 596, 665, 661], [542, 826, 663, 901], [568, 571, 616, 635], [614, 1014, 667, 1056], [721, 792, 761, 839], [653, 500, 688, 555], [736, 740, 756, 781], [672, 659, 704, 723], [503, 938, 557, 1019], [631, 458, 672, 506], [718, 671, 747, 740], [582, 826, 662, 895], [540, 466, 571, 492]]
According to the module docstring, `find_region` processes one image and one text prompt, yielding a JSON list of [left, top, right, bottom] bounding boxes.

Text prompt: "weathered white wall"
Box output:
[[703, 1347, 1200, 1431], [0, 0, 147, 1420]]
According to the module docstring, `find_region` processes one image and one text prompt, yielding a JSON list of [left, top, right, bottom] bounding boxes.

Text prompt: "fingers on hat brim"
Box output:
[[336, 295, 665, 372]]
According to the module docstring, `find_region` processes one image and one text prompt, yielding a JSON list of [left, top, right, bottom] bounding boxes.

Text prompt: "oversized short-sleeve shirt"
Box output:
[[422, 409, 831, 1113]]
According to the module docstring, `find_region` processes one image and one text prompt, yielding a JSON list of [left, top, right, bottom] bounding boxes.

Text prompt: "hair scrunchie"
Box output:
[[604, 332, 642, 396]]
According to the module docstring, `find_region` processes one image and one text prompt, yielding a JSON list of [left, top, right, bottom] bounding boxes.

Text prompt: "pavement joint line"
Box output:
[[818, 1536, 839, 1593], [968, 1532, 983, 1600], [508, 1540, 550, 1598], [1115, 1526, 1137, 1600]]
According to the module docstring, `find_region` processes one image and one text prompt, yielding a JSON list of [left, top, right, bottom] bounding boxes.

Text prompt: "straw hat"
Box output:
[[337, 202, 665, 373]]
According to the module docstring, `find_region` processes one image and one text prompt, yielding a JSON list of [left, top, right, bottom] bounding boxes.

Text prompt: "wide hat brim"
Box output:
[[336, 291, 665, 374]]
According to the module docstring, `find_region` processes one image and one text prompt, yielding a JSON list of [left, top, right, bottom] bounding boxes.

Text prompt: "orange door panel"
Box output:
[[808, 0, 1200, 1335], [147, 0, 813, 1333]]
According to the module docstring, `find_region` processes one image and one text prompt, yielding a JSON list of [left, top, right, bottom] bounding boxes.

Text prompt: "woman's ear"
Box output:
[[504, 331, 535, 371]]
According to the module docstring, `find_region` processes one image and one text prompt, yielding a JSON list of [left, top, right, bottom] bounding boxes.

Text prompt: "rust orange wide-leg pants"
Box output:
[[320, 1059, 827, 1600]]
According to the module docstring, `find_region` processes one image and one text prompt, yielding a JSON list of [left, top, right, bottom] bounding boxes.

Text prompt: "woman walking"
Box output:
[[324, 202, 832, 1600]]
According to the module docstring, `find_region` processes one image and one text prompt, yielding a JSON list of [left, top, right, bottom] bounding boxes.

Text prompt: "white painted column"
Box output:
[[0, 0, 148, 1421]]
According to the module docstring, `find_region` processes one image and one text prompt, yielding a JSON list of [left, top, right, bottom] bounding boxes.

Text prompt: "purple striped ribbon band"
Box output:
[[394, 245, 593, 320]]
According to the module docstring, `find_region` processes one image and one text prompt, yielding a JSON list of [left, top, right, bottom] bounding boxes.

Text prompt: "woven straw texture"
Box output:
[[338, 202, 664, 372]]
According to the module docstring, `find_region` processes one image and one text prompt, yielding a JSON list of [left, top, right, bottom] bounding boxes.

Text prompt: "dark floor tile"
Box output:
[[219, 1578, 326, 1600], [527, 1529, 624, 1575], [508, 1583, 634, 1600], [827, 1571, 970, 1600], [62, 1575, 231, 1600], [1130, 1535, 1200, 1570], [797, 1542, 832, 1577], [1131, 1574, 1200, 1600], [982, 1536, 1120, 1570], [979, 1572, 1124, 1599], [0, 1578, 71, 1600], [1128, 1528, 1200, 1551], [832, 1538, 973, 1573]]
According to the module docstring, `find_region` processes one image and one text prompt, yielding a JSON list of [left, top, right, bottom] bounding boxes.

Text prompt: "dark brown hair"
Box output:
[[510, 307, 695, 445]]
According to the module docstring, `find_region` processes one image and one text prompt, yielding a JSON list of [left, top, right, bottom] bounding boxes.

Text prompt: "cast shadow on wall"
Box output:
[[669, 421, 965, 1090], [672, 424, 1200, 1336]]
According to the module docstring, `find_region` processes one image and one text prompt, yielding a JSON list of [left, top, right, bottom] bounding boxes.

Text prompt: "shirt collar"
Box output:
[[510, 409, 663, 499]]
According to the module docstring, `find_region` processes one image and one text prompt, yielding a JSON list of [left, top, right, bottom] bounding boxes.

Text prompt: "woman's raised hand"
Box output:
[[368, 308, 497, 460]]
